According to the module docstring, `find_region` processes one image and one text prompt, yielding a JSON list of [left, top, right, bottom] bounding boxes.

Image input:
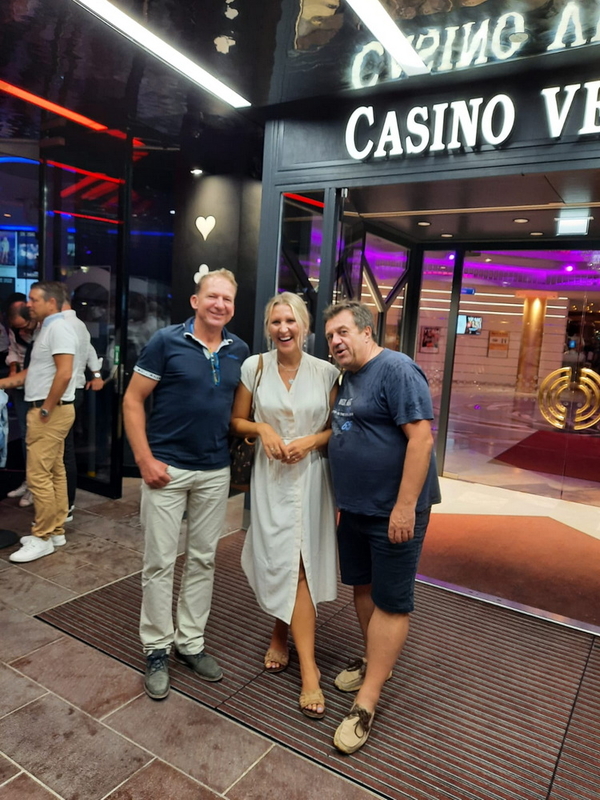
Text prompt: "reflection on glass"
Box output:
[[414, 251, 455, 441], [278, 191, 324, 328]]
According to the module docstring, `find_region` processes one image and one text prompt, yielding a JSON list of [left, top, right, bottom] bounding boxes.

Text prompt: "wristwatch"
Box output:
[[40, 408, 50, 418], [93, 372, 102, 379]]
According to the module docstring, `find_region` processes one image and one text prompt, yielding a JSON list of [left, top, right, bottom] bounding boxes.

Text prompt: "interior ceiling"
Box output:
[[2, 1, 600, 242], [348, 170, 600, 244]]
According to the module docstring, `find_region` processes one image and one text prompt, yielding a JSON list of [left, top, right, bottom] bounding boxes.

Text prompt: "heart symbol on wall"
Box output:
[[195, 216, 216, 240]]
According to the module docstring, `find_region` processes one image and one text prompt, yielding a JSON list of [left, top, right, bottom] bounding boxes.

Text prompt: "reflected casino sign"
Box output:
[[344, 78, 600, 160], [350, 1, 600, 89]]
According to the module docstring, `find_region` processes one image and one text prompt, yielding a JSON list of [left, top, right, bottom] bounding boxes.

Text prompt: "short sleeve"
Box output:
[[384, 358, 434, 426], [240, 353, 261, 392], [134, 329, 167, 382], [323, 360, 340, 391], [48, 322, 77, 356]]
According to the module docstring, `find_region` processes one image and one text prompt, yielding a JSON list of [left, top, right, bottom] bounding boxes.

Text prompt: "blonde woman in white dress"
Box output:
[[231, 293, 338, 718]]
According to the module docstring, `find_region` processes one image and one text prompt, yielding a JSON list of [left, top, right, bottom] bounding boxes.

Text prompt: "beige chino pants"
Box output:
[[26, 404, 75, 539], [139, 464, 230, 655]]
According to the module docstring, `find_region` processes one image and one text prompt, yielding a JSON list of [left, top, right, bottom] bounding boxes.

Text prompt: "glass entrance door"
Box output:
[[41, 129, 129, 498], [443, 249, 600, 505]]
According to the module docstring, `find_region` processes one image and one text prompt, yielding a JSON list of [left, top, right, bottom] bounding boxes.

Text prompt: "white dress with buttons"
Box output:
[[240, 350, 339, 624]]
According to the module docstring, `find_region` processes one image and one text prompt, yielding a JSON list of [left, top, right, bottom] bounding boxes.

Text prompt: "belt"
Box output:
[[28, 400, 74, 408]]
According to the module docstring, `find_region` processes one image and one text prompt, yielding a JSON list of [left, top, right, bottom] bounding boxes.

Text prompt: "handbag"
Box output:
[[229, 354, 263, 492]]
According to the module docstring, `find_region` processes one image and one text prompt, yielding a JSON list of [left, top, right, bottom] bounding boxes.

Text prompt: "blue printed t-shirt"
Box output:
[[329, 349, 441, 517], [133, 319, 249, 470]]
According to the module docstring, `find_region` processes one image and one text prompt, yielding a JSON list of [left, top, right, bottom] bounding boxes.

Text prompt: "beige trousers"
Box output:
[[26, 405, 75, 539], [139, 464, 230, 655]]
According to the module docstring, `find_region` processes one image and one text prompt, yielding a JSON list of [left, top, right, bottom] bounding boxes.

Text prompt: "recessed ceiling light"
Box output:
[[441, 233, 453, 238], [556, 212, 590, 236], [417, 221, 431, 227], [70, 0, 251, 108], [530, 231, 544, 236], [485, 258, 492, 262], [513, 218, 529, 224], [190, 169, 203, 176]]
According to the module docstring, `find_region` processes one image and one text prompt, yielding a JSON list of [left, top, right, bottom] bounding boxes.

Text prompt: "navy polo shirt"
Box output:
[[134, 319, 249, 470]]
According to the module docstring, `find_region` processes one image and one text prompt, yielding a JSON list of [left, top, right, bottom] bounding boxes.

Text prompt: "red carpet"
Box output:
[[493, 429, 600, 481], [420, 514, 600, 627]]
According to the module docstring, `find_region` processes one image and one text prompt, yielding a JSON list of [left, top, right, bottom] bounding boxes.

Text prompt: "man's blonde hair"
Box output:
[[196, 269, 238, 294]]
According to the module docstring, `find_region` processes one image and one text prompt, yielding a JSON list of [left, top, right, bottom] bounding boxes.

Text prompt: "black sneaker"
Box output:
[[176, 650, 223, 682], [144, 649, 170, 699]]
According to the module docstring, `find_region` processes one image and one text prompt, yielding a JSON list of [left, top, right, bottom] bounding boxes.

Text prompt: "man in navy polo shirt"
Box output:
[[123, 269, 249, 700], [324, 300, 441, 754]]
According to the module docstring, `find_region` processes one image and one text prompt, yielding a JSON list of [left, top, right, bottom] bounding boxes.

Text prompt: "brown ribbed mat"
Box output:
[[38, 530, 597, 800]]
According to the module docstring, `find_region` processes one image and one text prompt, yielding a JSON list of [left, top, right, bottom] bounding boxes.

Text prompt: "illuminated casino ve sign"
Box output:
[[350, 0, 600, 89], [345, 79, 600, 160]]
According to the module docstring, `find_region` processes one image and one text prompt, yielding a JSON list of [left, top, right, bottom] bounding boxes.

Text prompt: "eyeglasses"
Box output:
[[209, 351, 220, 386]]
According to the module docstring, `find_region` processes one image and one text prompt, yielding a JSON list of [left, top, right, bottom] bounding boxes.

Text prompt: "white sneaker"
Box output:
[[65, 506, 74, 523], [7, 481, 28, 499], [9, 537, 55, 563], [19, 490, 34, 508], [21, 534, 66, 547]]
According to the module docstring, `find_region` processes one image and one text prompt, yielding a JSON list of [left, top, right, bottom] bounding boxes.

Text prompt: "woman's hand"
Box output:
[[257, 424, 289, 461], [283, 436, 315, 464]]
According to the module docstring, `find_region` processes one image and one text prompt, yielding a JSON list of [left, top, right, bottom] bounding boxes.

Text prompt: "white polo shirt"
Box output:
[[24, 313, 78, 403]]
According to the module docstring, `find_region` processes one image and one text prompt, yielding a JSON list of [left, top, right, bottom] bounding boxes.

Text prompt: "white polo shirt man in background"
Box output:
[[7, 281, 78, 563]]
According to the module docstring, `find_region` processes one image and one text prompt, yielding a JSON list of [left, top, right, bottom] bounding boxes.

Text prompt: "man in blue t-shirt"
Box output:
[[324, 300, 441, 755], [123, 269, 249, 700]]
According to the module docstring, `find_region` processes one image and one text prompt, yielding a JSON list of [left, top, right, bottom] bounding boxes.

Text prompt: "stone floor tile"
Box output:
[[105, 692, 271, 793], [225, 745, 380, 800], [71, 488, 110, 509], [0, 694, 150, 800], [0, 663, 47, 717], [105, 759, 221, 799], [41, 564, 124, 594], [11, 638, 142, 719], [63, 537, 143, 578], [84, 499, 140, 521], [68, 515, 145, 552], [0, 568, 76, 615], [0, 752, 20, 784], [0, 773, 58, 799], [16, 549, 95, 579], [0, 503, 35, 533], [0, 603, 63, 663]]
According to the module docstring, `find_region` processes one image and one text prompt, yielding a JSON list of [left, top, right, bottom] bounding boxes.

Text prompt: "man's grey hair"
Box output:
[[323, 300, 377, 342], [31, 281, 69, 308]]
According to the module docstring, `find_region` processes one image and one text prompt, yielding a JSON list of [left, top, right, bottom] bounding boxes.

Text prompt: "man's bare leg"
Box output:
[[355, 608, 410, 712]]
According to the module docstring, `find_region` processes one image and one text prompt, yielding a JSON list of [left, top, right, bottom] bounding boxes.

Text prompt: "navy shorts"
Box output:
[[337, 508, 431, 614]]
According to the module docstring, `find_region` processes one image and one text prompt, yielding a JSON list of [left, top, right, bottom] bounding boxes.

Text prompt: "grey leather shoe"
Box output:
[[144, 649, 170, 699], [176, 650, 223, 682]]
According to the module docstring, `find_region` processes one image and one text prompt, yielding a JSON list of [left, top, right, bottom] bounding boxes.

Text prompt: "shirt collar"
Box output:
[[42, 312, 65, 328], [183, 317, 233, 352]]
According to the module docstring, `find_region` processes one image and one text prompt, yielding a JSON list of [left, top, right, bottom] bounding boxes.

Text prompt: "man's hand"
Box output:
[[139, 457, 171, 489], [85, 377, 104, 391], [388, 502, 416, 543]]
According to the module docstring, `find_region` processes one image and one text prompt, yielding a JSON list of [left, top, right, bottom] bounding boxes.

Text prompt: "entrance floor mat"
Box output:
[[38, 530, 598, 800]]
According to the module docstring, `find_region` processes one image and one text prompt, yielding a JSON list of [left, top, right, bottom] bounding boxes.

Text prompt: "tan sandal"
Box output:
[[264, 648, 289, 674], [299, 688, 326, 719]]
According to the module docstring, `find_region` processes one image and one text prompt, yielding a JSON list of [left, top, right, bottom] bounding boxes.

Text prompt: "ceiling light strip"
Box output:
[[345, 0, 428, 76], [70, 0, 251, 108], [0, 80, 108, 131]]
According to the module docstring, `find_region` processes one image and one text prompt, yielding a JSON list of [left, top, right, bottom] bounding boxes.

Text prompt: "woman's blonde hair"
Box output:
[[263, 292, 310, 347]]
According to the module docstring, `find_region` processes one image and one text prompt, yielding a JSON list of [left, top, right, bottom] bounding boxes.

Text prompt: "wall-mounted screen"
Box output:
[[457, 314, 482, 335]]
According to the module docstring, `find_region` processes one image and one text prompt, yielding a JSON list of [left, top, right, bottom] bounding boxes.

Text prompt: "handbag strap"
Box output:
[[250, 353, 264, 417]]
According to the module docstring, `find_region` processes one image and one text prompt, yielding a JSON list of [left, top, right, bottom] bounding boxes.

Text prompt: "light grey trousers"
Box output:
[[139, 464, 230, 655]]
